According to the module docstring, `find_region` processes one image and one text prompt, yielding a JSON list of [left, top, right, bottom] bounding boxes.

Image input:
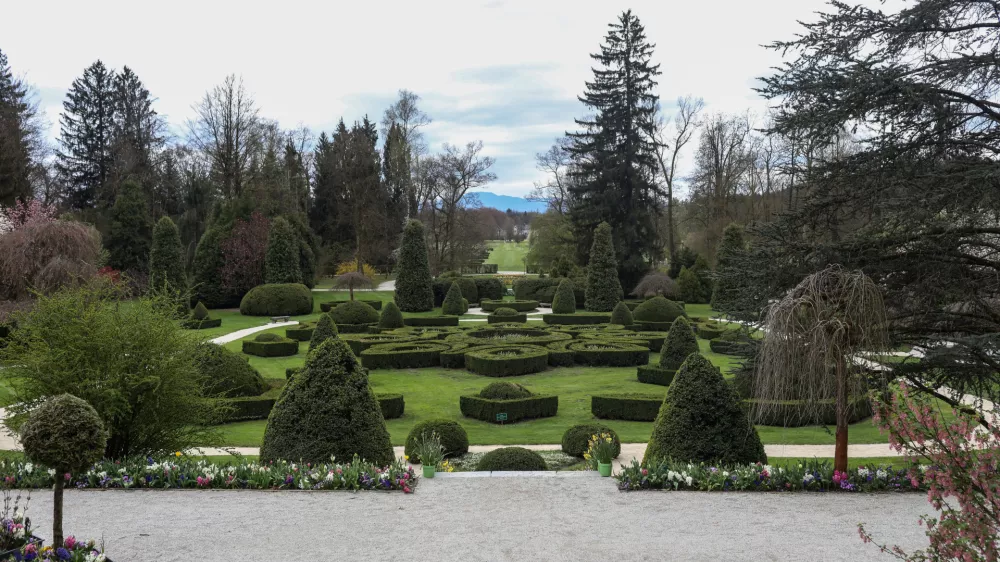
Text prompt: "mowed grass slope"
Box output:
[[485, 240, 529, 272]]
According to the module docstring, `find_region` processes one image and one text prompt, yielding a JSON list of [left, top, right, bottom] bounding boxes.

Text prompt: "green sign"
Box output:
[[496, 413, 508, 422]]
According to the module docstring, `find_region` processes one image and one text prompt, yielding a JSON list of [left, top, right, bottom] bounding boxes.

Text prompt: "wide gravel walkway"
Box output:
[[26, 476, 930, 561]]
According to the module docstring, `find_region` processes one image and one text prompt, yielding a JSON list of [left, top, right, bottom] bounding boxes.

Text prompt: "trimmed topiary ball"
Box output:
[[255, 332, 283, 342], [644, 353, 766, 465], [610, 301, 633, 326], [479, 381, 533, 399], [239, 283, 313, 316], [193, 342, 266, 398], [659, 316, 699, 370], [309, 313, 339, 351], [633, 296, 685, 325], [260, 338, 394, 465], [561, 423, 621, 458], [331, 300, 379, 325], [551, 279, 576, 313], [476, 447, 547, 471], [442, 282, 465, 316], [404, 419, 470, 463], [378, 302, 405, 329], [493, 307, 519, 316]]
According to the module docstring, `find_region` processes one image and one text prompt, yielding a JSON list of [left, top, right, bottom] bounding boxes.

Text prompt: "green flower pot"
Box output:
[[598, 462, 612, 477], [422, 465, 436, 479]]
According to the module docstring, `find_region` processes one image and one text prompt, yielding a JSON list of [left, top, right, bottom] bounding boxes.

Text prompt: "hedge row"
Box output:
[[460, 394, 559, 424], [320, 299, 382, 312], [581, 332, 665, 351], [550, 325, 625, 338], [359, 341, 451, 369], [591, 393, 664, 421], [480, 299, 539, 312], [487, 312, 527, 323], [389, 326, 465, 339], [376, 393, 405, 420], [747, 397, 873, 427], [567, 341, 649, 367], [709, 339, 751, 355], [446, 327, 571, 347], [284, 322, 316, 341], [513, 278, 585, 307], [182, 318, 223, 330], [542, 313, 611, 325], [696, 322, 727, 340], [636, 365, 676, 386], [341, 333, 425, 355], [242, 338, 299, 357], [433, 278, 479, 306], [544, 341, 576, 367], [336, 322, 379, 334], [464, 345, 550, 377], [403, 316, 460, 327]]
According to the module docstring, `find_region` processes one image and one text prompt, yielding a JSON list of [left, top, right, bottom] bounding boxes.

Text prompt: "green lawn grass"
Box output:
[[485, 240, 529, 272]]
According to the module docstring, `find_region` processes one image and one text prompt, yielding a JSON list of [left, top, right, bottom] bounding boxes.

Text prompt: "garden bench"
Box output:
[[270, 316, 290, 324]]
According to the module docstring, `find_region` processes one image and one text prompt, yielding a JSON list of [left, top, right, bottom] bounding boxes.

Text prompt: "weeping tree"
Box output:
[[753, 265, 889, 474], [333, 272, 373, 301]]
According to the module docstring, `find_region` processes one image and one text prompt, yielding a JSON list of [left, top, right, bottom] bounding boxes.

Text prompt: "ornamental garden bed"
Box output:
[[284, 321, 316, 341], [487, 312, 528, 323], [464, 345, 550, 376], [403, 316, 460, 327], [335, 322, 379, 334], [566, 341, 649, 366], [480, 299, 539, 312], [544, 341, 576, 367], [542, 313, 611, 325], [591, 393, 663, 421], [242, 334, 299, 357], [580, 331, 666, 351], [636, 365, 676, 386], [709, 338, 752, 355], [444, 450, 585, 472], [460, 394, 559, 423], [340, 333, 428, 355], [446, 327, 572, 347], [359, 342, 451, 369]]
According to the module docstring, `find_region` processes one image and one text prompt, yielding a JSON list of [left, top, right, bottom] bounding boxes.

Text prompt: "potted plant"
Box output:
[[412, 431, 445, 479], [585, 432, 616, 477], [0, 489, 40, 560]]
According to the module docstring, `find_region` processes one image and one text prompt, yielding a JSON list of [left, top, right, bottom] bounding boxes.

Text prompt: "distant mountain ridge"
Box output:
[[465, 191, 548, 213]]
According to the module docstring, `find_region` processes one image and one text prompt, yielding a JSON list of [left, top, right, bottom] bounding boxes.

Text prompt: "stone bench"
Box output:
[[270, 316, 290, 324]]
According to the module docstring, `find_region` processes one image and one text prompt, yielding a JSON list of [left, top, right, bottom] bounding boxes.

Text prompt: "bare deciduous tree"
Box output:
[[650, 96, 703, 261], [528, 137, 573, 214], [381, 89, 431, 218], [187, 75, 260, 200]]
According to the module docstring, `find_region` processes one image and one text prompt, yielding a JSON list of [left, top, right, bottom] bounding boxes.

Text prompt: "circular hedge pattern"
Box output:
[[475, 447, 548, 471], [579, 331, 666, 351], [480, 299, 539, 312], [561, 423, 621, 458], [566, 340, 649, 366], [446, 327, 572, 347], [340, 333, 428, 355], [359, 341, 451, 369], [404, 419, 470, 463], [465, 345, 550, 377]]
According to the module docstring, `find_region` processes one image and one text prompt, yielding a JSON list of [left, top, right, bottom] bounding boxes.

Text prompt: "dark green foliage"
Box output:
[[403, 316, 459, 327], [404, 419, 469, 462], [493, 307, 520, 316], [56, 60, 116, 209], [476, 447, 547, 471], [561, 424, 621, 458], [437, 277, 479, 304], [395, 220, 434, 312], [217, 396, 276, 423], [255, 332, 283, 342], [376, 393, 405, 420], [0, 49, 34, 206], [378, 301, 405, 329], [465, 346, 550, 377], [239, 283, 313, 316], [747, 397, 873, 427], [711, 223, 745, 311], [192, 302, 209, 320], [320, 299, 382, 312], [284, 322, 316, 341], [545, 341, 576, 367], [441, 282, 465, 316], [591, 393, 663, 421], [636, 365, 676, 386], [567, 341, 648, 366], [479, 381, 534, 399], [309, 314, 338, 351], [610, 302, 634, 326], [581, 331, 665, 351], [480, 300, 538, 312], [182, 301, 220, 329], [149, 216, 186, 293], [659, 317, 699, 370], [668, 246, 699, 278], [474, 278, 505, 301], [192, 226, 239, 308], [551, 279, 577, 313], [259, 338, 393, 465], [677, 266, 709, 305], [265, 217, 302, 284], [106, 179, 153, 273], [644, 354, 766, 465], [341, 333, 423, 355], [242, 335, 299, 357], [513, 278, 560, 301], [487, 310, 527, 323], [192, 343, 265, 398], [697, 322, 726, 340], [446, 327, 572, 347], [330, 300, 379, 325], [541, 313, 610, 325], [359, 342, 450, 369], [632, 296, 686, 329], [21, 394, 107, 472], [584, 222, 622, 311], [460, 392, 558, 424]]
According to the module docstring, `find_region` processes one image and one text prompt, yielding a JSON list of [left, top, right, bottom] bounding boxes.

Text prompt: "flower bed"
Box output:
[[464, 345, 550, 377], [591, 393, 663, 421], [616, 458, 923, 493], [359, 342, 451, 369], [567, 341, 649, 366], [480, 299, 539, 312]]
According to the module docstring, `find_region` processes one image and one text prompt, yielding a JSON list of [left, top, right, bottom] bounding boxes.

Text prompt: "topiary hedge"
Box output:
[[359, 341, 451, 369], [439, 342, 481, 369], [320, 299, 382, 312], [636, 365, 676, 386], [376, 393, 405, 420], [747, 397, 873, 427], [544, 341, 576, 367], [403, 315, 460, 327], [551, 279, 577, 314], [390, 326, 464, 339], [309, 314, 338, 351], [474, 278, 505, 301], [182, 317, 222, 330], [567, 341, 649, 367], [242, 333, 300, 357], [610, 301, 633, 326], [378, 302, 405, 329], [709, 338, 752, 355], [542, 313, 611, 325], [631, 296, 685, 330], [446, 327, 572, 347], [513, 278, 560, 301], [584, 222, 622, 312], [341, 333, 425, 355], [404, 419, 470, 463], [591, 393, 664, 421], [487, 307, 527, 323], [659, 317, 699, 370], [580, 331, 666, 351], [193, 343, 266, 398], [285, 322, 316, 341], [239, 284, 313, 316], [330, 300, 379, 325], [441, 282, 466, 316], [697, 322, 727, 340], [464, 345, 550, 377], [460, 383, 558, 424], [480, 299, 539, 312], [475, 447, 547, 472], [217, 396, 276, 423], [561, 424, 621, 458], [395, 220, 435, 312]]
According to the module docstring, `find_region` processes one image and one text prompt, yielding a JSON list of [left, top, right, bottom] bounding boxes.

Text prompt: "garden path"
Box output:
[[208, 321, 298, 345]]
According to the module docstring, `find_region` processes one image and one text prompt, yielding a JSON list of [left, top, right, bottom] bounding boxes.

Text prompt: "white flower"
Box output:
[[722, 471, 729, 478], [876, 469, 887, 479], [857, 467, 870, 478], [24, 463, 33, 474], [684, 476, 693, 486], [803, 473, 815, 484], [47, 468, 56, 477]]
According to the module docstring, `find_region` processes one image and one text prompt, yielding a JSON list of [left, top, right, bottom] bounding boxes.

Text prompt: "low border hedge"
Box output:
[[709, 339, 751, 355], [580, 332, 666, 351], [567, 341, 649, 366], [488, 313, 527, 323], [550, 325, 625, 338], [376, 393, 405, 420], [480, 299, 539, 312], [335, 322, 378, 334], [242, 338, 299, 357], [404, 316, 460, 327], [636, 365, 676, 386], [634, 321, 676, 331], [446, 327, 572, 347], [697, 323, 727, 340], [218, 396, 276, 423], [389, 326, 465, 339], [747, 397, 873, 427], [591, 393, 664, 421], [359, 341, 451, 369], [182, 318, 223, 330], [460, 394, 558, 424], [545, 341, 575, 367], [464, 345, 550, 377], [284, 322, 316, 341], [341, 333, 424, 355], [320, 299, 382, 312], [440, 342, 477, 369], [542, 313, 610, 325]]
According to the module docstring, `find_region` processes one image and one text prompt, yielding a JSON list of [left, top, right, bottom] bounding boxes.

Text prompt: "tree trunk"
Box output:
[[834, 354, 849, 474], [53, 475, 64, 549]]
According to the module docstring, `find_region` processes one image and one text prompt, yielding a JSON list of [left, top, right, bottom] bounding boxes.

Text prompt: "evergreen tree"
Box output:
[[394, 219, 434, 312], [584, 222, 622, 311], [442, 282, 465, 316], [111, 66, 162, 192], [668, 246, 698, 278], [0, 49, 34, 206], [676, 266, 707, 305], [283, 141, 309, 214], [265, 216, 302, 284], [551, 279, 577, 314], [309, 313, 339, 352], [347, 117, 394, 268], [378, 301, 405, 329], [658, 317, 699, 370], [106, 180, 152, 273], [382, 123, 409, 231], [711, 223, 745, 311], [192, 225, 235, 308], [149, 216, 186, 293], [57, 61, 116, 210], [567, 10, 663, 290], [309, 132, 338, 243]]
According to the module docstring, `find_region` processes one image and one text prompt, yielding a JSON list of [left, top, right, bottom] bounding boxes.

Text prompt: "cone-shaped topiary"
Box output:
[[191, 301, 210, 321], [149, 216, 186, 294], [551, 279, 576, 313], [711, 223, 745, 311], [610, 301, 633, 326], [265, 217, 302, 284], [378, 301, 405, 329], [395, 220, 435, 312], [659, 317, 699, 370], [585, 222, 622, 311], [260, 338, 394, 465], [309, 313, 339, 351], [441, 282, 465, 316], [21, 394, 108, 549], [644, 354, 766, 465]]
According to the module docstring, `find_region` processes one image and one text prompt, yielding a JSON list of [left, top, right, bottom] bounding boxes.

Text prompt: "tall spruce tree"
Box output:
[[567, 10, 663, 291], [106, 179, 153, 273], [111, 66, 162, 196], [711, 223, 745, 311], [57, 61, 116, 210], [0, 49, 34, 206], [382, 122, 409, 234], [149, 216, 186, 294], [346, 117, 392, 268], [309, 132, 338, 244]]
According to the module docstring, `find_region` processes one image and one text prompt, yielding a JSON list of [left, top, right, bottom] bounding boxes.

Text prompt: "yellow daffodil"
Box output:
[[404, 455, 409, 461], [175, 451, 182, 457]]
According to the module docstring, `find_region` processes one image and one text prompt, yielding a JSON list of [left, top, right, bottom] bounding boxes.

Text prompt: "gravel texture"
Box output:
[[25, 476, 930, 561]]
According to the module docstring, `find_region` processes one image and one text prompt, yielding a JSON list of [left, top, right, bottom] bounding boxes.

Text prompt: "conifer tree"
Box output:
[[394, 219, 434, 312], [711, 223, 745, 311], [551, 279, 577, 314], [265, 216, 302, 284], [658, 317, 699, 370], [0, 49, 34, 206], [309, 313, 339, 352], [584, 222, 622, 311], [149, 216, 186, 293], [106, 179, 152, 273], [111, 66, 162, 190], [57, 61, 116, 209], [442, 282, 465, 316]]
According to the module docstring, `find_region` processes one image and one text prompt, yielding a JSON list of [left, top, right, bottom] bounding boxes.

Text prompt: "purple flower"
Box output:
[[56, 547, 71, 560]]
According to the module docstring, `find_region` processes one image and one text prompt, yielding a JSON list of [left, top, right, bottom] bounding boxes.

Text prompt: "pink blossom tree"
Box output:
[[0, 198, 57, 234]]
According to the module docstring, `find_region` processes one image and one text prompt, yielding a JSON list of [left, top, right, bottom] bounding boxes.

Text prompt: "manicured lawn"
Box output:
[[485, 240, 529, 272]]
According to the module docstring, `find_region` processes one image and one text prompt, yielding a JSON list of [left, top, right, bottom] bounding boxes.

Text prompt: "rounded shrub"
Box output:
[[255, 332, 282, 342], [442, 282, 465, 316], [551, 279, 577, 314], [487, 307, 527, 324], [561, 424, 621, 458], [610, 301, 633, 326], [404, 419, 470, 463], [331, 300, 379, 325], [378, 301, 405, 329], [239, 283, 313, 316], [193, 343, 266, 398], [632, 296, 685, 328], [585, 222, 622, 312], [481, 299, 538, 312], [476, 447, 547, 472], [493, 307, 519, 316], [659, 316, 699, 370], [465, 345, 549, 377], [644, 354, 766, 465], [309, 313, 338, 351], [394, 220, 435, 312], [260, 338, 394, 465]]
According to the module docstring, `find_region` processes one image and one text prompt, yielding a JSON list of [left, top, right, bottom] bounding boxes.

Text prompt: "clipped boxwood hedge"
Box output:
[[460, 394, 558, 424], [591, 393, 664, 421], [561, 423, 621, 458], [487, 311, 527, 323], [697, 322, 727, 340], [439, 342, 487, 369], [710, 339, 752, 355], [567, 341, 649, 367], [403, 316, 460, 327], [359, 341, 451, 369], [747, 397, 873, 427], [217, 396, 276, 423], [239, 283, 314, 316], [544, 341, 575, 367], [580, 331, 665, 351], [320, 299, 382, 312], [182, 317, 223, 330], [475, 447, 548, 471], [376, 393, 405, 420], [284, 322, 316, 341], [480, 299, 539, 312], [542, 313, 610, 325], [340, 333, 424, 355], [404, 419, 470, 462], [334, 322, 378, 334], [464, 345, 550, 377], [446, 327, 572, 347], [242, 334, 300, 357], [474, 278, 505, 302], [636, 365, 677, 386], [390, 326, 465, 339]]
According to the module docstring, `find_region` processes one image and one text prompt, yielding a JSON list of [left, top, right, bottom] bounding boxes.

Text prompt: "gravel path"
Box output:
[[25, 478, 931, 561], [209, 321, 298, 345]]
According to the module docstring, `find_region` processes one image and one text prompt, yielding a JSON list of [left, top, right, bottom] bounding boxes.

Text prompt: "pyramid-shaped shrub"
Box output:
[[260, 338, 394, 465], [441, 282, 465, 316], [659, 317, 699, 370], [610, 301, 633, 326], [584, 222, 622, 311], [395, 220, 435, 312], [644, 353, 765, 465], [379, 302, 405, 329], [551, 279, 576, 314], [308, 313, 339, 352]]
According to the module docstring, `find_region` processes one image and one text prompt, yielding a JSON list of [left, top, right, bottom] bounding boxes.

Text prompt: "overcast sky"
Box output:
[[5, 0, 835, 197]]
